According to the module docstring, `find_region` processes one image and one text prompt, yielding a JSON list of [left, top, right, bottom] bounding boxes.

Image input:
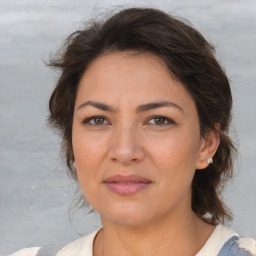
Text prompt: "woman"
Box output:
[[47, 7, 255, 256]]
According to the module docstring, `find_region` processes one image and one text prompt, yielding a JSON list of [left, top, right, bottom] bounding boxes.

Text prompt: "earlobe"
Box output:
[[196, 130, 220, 170]]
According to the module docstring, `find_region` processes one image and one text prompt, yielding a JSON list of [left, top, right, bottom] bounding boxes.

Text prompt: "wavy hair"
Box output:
[[48, 7, 236, 225]]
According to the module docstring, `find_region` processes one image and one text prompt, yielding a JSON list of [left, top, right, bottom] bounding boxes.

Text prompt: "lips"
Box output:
[[103, 175, 152, 196]]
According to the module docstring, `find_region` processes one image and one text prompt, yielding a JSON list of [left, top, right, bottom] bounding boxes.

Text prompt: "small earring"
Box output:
[[208, 158, 213, 164]]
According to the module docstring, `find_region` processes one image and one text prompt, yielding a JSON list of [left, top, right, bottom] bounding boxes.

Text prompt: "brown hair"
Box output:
[[48, 7, 236, 225]]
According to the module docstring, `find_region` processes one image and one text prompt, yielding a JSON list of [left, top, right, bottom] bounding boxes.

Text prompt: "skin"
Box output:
[[72, 51, 220, 256]]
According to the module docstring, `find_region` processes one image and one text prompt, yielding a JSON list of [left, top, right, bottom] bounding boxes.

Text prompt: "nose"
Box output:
[[108, 125, 145, 165]]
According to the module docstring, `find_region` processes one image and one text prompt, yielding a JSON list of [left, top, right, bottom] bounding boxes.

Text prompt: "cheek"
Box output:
[[72, 130, 104, 194], [149, 131, 200, 190], [73, 142, 101, 206], [150, 131, 200, 168], [73, 127, 105, 168]]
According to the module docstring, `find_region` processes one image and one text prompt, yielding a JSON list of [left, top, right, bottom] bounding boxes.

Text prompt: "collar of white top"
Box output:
[[196, 224, 238, 256], [56, 228, 102, 256], [57, 225, 237, 256]]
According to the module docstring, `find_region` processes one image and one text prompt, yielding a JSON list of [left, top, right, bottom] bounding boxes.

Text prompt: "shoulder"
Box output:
[[56, 228, 102, 256], [197, 225, 256, 256]]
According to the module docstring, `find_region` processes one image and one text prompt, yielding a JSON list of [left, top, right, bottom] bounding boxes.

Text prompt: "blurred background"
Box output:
[[0, 0, 255, 255]]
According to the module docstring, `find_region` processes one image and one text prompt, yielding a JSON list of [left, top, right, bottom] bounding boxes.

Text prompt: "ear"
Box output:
[[196, 129, 220, 170]]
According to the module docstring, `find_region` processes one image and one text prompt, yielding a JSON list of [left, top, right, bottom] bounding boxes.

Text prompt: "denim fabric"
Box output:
[[218, 236, 252, 256]]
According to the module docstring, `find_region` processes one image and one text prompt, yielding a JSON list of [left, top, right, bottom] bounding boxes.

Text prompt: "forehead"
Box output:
[[76, 51, 196, 113]]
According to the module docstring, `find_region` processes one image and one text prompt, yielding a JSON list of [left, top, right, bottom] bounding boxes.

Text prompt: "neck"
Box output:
[[94, 210, 215, 256]]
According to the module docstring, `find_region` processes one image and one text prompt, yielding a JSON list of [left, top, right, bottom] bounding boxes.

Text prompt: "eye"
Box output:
[[147, 116, 175, 126], [82, 116, 109, 126]]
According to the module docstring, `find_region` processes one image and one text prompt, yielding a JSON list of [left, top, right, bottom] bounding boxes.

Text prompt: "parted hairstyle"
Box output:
[[48, 7, 236, 225]]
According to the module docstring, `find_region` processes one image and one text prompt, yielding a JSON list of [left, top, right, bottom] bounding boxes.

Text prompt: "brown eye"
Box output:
[[148, 116, 175, 126], [82, 116, 109, 126], [154, 117, 166, 125], [94, 117, 105, 124]]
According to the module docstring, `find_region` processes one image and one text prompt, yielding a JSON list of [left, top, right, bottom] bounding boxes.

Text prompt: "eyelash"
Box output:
[[81, 115, 175, 127], [147, 115, 175, 126], [82, 116, 109, 126]]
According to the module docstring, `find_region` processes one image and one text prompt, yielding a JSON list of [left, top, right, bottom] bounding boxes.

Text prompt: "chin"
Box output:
[[99, 203, 153, 227], [106, 214, 150, 227]]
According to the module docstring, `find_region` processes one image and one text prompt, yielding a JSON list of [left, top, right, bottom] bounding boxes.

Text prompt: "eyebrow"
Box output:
[[77, 100, 184, 113]]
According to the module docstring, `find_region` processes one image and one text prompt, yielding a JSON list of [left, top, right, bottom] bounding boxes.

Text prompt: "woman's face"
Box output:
[[72, 51, 210, 227]]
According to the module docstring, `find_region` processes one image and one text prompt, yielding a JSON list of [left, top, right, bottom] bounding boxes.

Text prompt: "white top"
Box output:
[[196, 224, 236, 256], [56, 225, 256, 256]]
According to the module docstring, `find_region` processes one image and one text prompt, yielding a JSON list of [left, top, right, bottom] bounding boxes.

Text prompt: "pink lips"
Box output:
[[103, 175, 152, 196]]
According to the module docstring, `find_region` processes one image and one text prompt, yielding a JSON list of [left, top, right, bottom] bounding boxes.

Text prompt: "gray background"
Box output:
[[0, 0, 255, 255]]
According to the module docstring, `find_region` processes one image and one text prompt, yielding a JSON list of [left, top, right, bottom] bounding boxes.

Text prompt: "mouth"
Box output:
[[103, 175, 152, 196]]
